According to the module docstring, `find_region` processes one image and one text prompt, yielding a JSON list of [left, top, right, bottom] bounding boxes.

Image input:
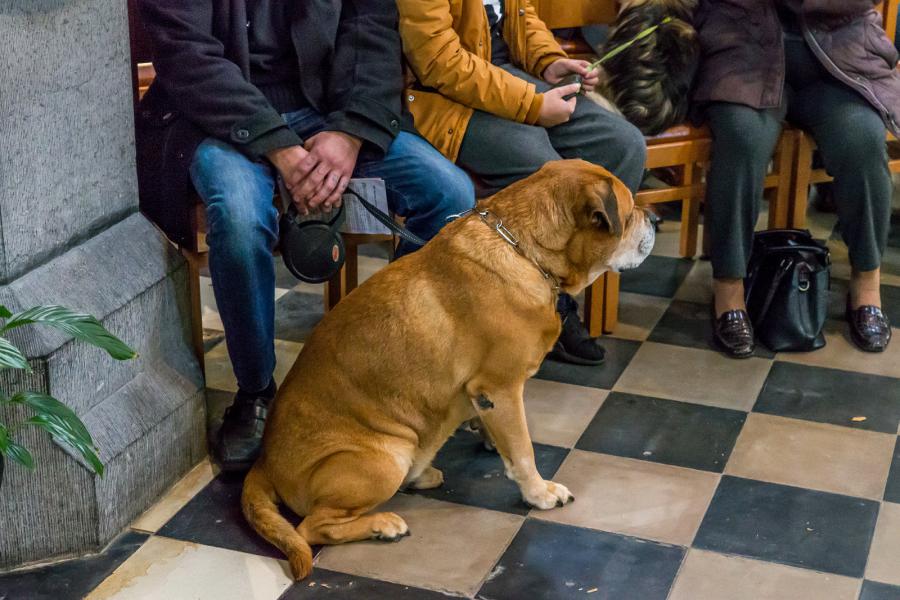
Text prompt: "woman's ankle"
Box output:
[[849, 268, 881, 309], [713, 278, 747, 317]]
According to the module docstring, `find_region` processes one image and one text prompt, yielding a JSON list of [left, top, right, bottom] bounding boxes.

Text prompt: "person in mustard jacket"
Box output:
[[398, 0, 647, 366]]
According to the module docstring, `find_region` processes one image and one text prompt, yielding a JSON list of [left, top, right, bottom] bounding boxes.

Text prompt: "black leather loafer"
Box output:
[[712, 309, 755, 358], [846, 298, 892, 353], [214, 381, 275, 472]]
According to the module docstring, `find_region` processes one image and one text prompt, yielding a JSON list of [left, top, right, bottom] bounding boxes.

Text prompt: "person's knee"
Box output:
[[709, 106, 780, 166], [822, 117, 887, 169], [432, 159, 476, 215]]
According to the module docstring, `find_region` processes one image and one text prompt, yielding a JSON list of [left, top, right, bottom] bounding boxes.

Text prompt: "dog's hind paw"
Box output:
[[371, 512, 410, 542], [522, 480, 575, 511]]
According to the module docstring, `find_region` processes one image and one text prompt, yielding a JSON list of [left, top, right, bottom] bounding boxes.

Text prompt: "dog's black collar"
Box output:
[[455, 208, 561, 299]]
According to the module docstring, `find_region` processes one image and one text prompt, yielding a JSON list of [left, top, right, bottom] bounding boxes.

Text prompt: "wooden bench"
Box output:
[[535, 0, 798, 335]]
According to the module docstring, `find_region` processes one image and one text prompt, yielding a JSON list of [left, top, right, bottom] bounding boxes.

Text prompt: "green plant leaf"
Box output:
[[0, 424, 35, 469], [3, 305, 136, 361], [0, 305, 12, 319], [24, 414, 104, 476], [10, 391, 92, 445], [0, 337, 31, 371]]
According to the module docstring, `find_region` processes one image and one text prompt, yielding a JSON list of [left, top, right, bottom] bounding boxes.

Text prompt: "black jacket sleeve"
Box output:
[[138, 0, 301, 159], [323, 0, 404, 156]]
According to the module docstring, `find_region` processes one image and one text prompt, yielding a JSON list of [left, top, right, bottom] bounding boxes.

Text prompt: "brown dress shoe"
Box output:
[[712, 309, 755, 358]]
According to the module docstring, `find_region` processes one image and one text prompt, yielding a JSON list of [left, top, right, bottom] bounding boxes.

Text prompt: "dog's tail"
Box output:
[[242, 464, 313, 579]]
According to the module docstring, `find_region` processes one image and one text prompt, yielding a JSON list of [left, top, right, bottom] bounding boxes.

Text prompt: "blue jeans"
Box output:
[[190, 108, 475, 393]]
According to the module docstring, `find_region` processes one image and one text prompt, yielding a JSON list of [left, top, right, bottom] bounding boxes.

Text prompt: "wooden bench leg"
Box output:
[[769, 130, 799, 229], [602, 271, 620, 334], [584, 276, 604, 338], [185, 251, 206, 375], [789, 131, 811, 229], [583, 271, 620, 337], [679, 162, 702, 259]]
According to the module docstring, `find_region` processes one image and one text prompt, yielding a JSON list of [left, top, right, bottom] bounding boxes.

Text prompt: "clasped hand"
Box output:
[[267, 131, 362, 214]]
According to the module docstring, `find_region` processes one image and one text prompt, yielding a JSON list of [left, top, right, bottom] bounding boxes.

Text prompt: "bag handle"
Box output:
[[753, 257, 793, 329]]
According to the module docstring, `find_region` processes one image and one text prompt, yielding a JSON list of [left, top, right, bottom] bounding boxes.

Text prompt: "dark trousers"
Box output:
[[705, 36, 891, 279], [457, 64, 647, 197], [457, 64, 647, 313]]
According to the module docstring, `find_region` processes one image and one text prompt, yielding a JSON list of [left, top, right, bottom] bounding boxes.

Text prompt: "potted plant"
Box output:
[[0, 305, 136, 489]]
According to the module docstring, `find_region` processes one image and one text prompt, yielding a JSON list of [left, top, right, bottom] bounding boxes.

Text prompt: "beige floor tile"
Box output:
[[613, 342, 772, 411], [86, 536, 292, 600], [866, 501, 900, 586], [532, 450, 719, 545], [650, 220, 700, 259], [673, 259, 713, 306], [523, 379, 607, 448], [777, 320, 900, 379], [205, 338, 303, 393], [725, 414, 895, 500], [669, 549, 861, 600], [131, 458, 219, 533], [610, 292, 672, 341], [358, 254, 389, 285], [315, 494, 523, 596]]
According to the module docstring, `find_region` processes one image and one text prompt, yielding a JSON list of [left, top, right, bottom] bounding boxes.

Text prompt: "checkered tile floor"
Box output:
[[3, 209, 900, 600]]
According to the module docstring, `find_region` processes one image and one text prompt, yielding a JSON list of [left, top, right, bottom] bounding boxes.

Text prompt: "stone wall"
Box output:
[[0, 0, 205, 569]]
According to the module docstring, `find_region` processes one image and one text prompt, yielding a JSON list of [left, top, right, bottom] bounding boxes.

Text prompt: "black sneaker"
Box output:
[[548, 294, 606, 366], [214, 380, 276, 472]]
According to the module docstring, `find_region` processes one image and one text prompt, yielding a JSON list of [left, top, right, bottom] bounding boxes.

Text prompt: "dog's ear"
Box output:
[[585, 173, 632, 237]]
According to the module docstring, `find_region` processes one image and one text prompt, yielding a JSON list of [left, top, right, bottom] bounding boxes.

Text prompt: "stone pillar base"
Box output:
[[0, 214, 206, 569]]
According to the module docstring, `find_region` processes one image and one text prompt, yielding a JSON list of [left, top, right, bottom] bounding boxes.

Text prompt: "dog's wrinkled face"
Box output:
[[551, 161, 655, 290]]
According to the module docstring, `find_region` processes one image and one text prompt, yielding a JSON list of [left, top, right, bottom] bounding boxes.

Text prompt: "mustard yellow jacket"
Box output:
[[398, 0, 567, 161]]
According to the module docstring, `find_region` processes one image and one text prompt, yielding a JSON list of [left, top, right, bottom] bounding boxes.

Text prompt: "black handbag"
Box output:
[[744, 229, 831, 352]]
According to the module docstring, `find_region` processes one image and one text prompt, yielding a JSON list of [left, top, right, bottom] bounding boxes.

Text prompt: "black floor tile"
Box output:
[[885, 437, 900, 504], [860, 580, 900, 600], [620, 256, 694, 298], [157, 472, 306, 559], [274, 290, 325, 342], [575, 392, 746, 472], [412, 429, 568, 515], [280, 568, 453, 599], [536, 337, 641, 390], [477, 520, 684, 600], [0, 530, 149, 600], [754, 362, 900, 434], [648, 300, 774, 357], [882, 283, 900, 327], [357, 242, 393, 260], [693, 476, 880, 578], [275, 257, 303, 290]]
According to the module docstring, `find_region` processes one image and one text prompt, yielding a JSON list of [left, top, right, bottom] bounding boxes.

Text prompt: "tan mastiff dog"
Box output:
[[242, 159, 655, 579]]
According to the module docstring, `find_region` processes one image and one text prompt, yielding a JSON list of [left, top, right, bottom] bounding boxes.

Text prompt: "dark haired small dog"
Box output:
[[588, 0, 699, 135]]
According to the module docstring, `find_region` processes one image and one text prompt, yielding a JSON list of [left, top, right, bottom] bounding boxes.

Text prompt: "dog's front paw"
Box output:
[[522, 480, 575, 510]]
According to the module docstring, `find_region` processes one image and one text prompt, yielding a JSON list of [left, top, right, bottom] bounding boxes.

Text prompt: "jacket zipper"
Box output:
[[801, 18, 899, 133]]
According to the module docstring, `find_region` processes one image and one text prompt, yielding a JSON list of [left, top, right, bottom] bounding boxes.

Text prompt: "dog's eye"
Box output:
[[591, 210, 610, 231]]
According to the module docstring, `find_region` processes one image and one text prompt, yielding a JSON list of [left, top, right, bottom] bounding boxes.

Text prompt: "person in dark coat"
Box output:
[[695, 0, 897, 357], [135, 0, 475, 470]]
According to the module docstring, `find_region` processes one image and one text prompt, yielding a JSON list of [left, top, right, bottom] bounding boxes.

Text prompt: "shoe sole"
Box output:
[[547, 348, 606, 366]]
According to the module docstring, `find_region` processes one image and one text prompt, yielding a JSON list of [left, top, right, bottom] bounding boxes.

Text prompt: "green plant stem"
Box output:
[[587, 16, 673, 73]]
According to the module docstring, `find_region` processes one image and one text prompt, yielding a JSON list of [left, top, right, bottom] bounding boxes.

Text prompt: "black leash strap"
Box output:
[[343, 186, 427, 247]]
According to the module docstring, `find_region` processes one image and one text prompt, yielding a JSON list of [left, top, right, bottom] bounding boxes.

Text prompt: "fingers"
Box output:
[[308, 171, 341, 211], [295, 163, 329, 207], [550, 83, 581, 98], [570, 59, 591, 76], [323, 175, 349, 210]]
